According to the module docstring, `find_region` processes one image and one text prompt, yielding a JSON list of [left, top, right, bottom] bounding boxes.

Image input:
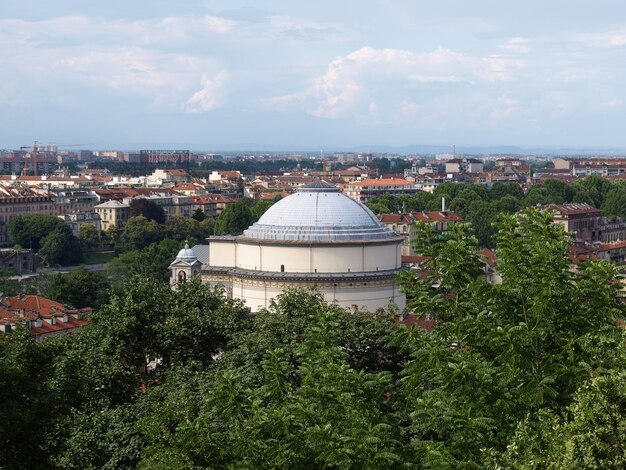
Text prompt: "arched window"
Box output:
[[178, 271, 187, 283], [280, 264, 285, 272]]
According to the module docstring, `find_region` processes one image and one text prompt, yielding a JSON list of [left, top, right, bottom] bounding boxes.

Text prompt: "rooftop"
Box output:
[[243, 182, 398, 242]]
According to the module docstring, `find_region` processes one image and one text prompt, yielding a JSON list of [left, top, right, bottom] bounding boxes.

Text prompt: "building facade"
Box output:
[[343, 178, 418, 203], [94, 200, 130, 231], [0, 186, 54, 246]]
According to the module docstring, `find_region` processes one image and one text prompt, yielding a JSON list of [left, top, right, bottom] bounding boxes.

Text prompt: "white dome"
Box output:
[[176, 243, 197, 260], [243, 182, 395, 242]]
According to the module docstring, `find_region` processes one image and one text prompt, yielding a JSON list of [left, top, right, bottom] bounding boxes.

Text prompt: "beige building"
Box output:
[[48, 189, 100, 216], [58, 211, 102, 236], [94, 200, 130, 231], [170, 182, 406, 312], [0, 185, 54, 246], [544, 203, 603, 244], [343, 177, 418, 203]]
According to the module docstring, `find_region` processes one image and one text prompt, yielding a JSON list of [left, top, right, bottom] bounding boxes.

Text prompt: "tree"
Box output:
[[44, 267, 111, 309], [191, 207, 207, 221], [572, 175, 614, 208], [214, 199, 254, 235], [39, 227, 83, 266], [602, 187, 626, 219], [0, 269, 20, 296], [397, 209, 623, 467], [0, 328, 56, 469], [115, 216, 163, 253], [137, 290, 405, 468], [107, 238, 181, 285], [129, 199, 166, 224], [78, 224, 101, 250], [496, 336, 626, 469], [250, 199, 273, 221], [7, 214, 69, 251]]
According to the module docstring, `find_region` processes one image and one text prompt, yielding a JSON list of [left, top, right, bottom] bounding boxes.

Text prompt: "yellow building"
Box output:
[[94, 200, 130, 231]]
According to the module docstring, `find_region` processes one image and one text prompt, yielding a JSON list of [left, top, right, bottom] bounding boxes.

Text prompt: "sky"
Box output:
[[2, 0, 626, 150]]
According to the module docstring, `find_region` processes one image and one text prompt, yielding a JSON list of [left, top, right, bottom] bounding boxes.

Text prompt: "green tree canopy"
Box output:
[[37, 266, 111, 309], [115, 216, 164, 253], [78, 223, 101, 249], [8, 214, 69, 251], [214, 199, 254, 235], [39, 226, 83, 266], [129, 199, 166, 224], [602, 187, 626, 219], [398, 210, 624, 467]]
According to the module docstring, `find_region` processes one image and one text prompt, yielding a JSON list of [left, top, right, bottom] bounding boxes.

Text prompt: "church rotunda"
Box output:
[[170, 182, 406, 312]]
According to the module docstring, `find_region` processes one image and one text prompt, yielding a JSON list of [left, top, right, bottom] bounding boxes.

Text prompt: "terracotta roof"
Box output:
[[163, 169, 188, 176], [29, 316, 88, 336], [479, 248, 497, 268], [0, 294, 92, 339], [396, 313, 435, 331], [1, 294, 92, 318], [543, 203, 602, 216], [348, 178, 413, 187], [378, 211, 463, 224], [219, 171, 242, 179], [401, 255, 431, 265]]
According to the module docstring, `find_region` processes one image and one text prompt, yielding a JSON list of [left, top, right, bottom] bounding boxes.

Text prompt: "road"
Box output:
[[10, 263, 107, 282]]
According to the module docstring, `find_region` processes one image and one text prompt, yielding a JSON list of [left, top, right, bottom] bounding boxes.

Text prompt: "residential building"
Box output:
[[58, 212, 102, 236], [445, 158, 484, 174], [48, 189, 100, 216], [378, 209, 463, 256], [0, 294, 91, 342], [602, 219, 626, 243], [94, 200, 130, 231], [544, 203, 603, 244], [343, 177, 418, 203], [0, 185, 54, 246]]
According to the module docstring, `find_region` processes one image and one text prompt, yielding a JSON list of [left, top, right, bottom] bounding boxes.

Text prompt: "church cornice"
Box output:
[[201, 265, 404, 282]]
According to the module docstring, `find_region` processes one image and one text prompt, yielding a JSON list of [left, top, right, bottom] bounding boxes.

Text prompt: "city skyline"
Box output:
[[3, 1, 626, 149]]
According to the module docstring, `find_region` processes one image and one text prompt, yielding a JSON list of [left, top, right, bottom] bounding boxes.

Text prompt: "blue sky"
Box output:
[[2, 0, 626, 150]]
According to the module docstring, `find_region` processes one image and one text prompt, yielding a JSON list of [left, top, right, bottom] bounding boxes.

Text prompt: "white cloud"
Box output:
[[184, 71, 228, 113], [578, 30, 626, 48], [500, 37, 531, 54], [272, 46, 521, 119], [266, 15, 340, 40]]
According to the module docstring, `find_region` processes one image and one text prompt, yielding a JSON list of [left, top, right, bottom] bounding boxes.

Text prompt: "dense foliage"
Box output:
[[0, 210, 624, 469], [129, 199, 166, 225], [7, 214, 83, 266], [214, 198, 274, 235], [367, 177, 626, 246]]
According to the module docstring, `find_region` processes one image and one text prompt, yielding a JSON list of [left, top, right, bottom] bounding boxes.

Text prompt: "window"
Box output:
[[280, 264, 285, 272]]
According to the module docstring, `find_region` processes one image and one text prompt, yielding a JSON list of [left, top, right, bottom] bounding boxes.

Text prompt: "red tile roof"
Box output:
[[0, 294, 91, 340], [348, 178, 413, 187]]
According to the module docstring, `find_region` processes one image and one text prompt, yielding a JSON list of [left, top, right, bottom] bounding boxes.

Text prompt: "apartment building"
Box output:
[[343, 178, 418, 203], [0, 185, 54, 246]]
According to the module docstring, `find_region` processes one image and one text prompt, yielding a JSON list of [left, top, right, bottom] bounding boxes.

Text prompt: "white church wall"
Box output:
[[363, 244, 399, 271], [311, 246, 363, 272], [209, 240, 236, 267]]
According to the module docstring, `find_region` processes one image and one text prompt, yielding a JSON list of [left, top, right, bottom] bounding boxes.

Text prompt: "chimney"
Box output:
[[441, 197, 446, 212]]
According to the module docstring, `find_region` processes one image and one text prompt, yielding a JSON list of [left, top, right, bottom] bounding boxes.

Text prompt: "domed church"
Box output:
[[169, 181, 406, 312]]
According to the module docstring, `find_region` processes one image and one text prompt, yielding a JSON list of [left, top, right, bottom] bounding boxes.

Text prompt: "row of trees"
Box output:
[[367, 176, 626, 246], [1, 210, 624, 468]]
